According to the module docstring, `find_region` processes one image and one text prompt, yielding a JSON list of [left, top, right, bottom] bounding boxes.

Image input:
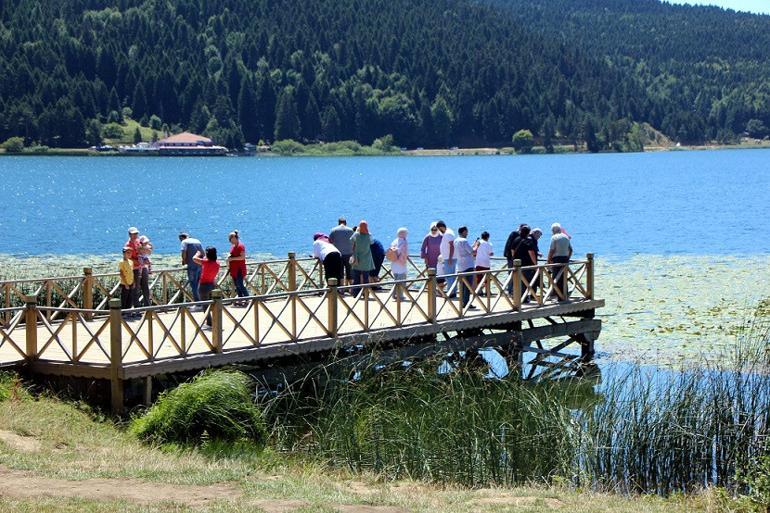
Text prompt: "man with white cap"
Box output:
[[547, 223, 572, 300]]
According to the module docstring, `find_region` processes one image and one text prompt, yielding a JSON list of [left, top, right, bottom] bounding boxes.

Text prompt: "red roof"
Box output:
[[157, 132, 212, 145]]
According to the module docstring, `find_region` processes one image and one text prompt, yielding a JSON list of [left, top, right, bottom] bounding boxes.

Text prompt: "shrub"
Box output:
[[512, 129, 534, 153], [272, 139, 305, 155], [130, 370, 267, 447], [2, 136, 24, 153], [102, 122, 125, 139]]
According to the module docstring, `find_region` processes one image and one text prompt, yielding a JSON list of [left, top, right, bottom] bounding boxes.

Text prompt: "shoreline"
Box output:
[[1, 141, 769, 157]]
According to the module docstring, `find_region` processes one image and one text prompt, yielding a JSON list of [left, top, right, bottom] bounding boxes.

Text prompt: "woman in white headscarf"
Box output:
[[389, 227, 409, 299], [420, 222, 442, 270]]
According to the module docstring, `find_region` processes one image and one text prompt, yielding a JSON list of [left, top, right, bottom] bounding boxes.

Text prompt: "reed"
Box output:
[[262, 318, 769, 496]]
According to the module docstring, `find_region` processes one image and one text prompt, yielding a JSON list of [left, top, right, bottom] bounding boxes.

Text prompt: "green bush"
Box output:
[[2, 136, 25, 153], [271, 139, 305, 154], [102, 122, 125, 139], [130, 370, 267, 447], [512, 129, 534, 153]]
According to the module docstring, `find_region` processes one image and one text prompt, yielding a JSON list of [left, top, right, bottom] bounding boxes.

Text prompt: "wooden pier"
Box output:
[[0, 254, 603, 413]]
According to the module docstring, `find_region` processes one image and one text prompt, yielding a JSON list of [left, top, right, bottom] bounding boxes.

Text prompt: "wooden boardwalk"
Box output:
[[1, 254, 603, 412]]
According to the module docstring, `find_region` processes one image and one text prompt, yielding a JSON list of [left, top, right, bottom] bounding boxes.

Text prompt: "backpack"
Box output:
[[386, 246, 398, 262]]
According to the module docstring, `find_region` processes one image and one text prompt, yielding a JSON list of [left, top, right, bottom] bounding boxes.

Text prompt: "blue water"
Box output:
[[1, 150, 768, 257]]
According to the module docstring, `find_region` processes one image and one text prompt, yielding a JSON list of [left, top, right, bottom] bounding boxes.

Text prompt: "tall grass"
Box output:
[[131, 370, 267, 447], [262, 320, 769, 495]]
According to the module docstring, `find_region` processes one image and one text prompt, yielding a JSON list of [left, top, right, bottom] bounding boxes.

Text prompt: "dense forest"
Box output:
[[0, 0, 769, 150]]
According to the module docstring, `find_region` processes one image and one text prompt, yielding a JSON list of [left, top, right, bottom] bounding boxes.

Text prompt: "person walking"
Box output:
[[179, 232, 204, 302], [118, 246, 135, 317], [227, 230, 249, 302], [436, 220, 456, 297], [474, 231, 493, 291], [124, 226, 142, 308], [512, 225, 538, 303], [312, 233, 343, 284], [389, 227, 409, 300], [547, 223, 573, 301], [329, 217, 354, 286], [193, 246, 220, 328], [455, 226, 476, 308], [420, 222, 442, 271], [350, 220, 374, 296]]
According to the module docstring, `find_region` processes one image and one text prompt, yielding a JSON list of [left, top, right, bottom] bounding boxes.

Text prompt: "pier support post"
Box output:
[[427, 268, 437, 323], [109, 298, 124, 416], [24, 296, 38, 361], [327, 278, 338, 338], [83, 267, 94, 320], [586, 253, 594, 300], [287, 252, 297, 291], [211, 289, 223, 353], [512, 259, 522, 310], [144, 376, 153, 406]]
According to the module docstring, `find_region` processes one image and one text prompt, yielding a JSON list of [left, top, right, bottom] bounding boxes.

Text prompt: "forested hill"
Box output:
[[1, 0, 769, 151]]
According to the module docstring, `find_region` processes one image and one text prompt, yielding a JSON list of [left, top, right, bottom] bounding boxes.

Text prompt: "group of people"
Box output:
[[118, 218, 575, 317], [311, 217, 574, 304], [118, 227, 251, 323]]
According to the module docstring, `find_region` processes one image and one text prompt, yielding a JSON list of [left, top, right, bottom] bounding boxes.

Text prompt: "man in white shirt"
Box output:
[[436, 220, 456, 298], [547, 223, 573, 301], [455, 226, 476, 308], [474, 231, 493, 294]]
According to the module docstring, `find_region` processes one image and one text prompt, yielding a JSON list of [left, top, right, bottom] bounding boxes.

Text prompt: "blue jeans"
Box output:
[[233, 269, 248, 297], [442, 259, 457, 297], [187, 265, 202, 302], [460, 267, 475, 306]]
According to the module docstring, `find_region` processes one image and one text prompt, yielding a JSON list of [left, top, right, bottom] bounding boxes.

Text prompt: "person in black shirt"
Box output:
[[503, 223, 527, 294], [512, 225, 538, 303]]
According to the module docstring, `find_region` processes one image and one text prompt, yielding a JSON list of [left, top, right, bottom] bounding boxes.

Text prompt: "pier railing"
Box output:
[[1, 253, 442, 325], [2, 255, 596, 368]]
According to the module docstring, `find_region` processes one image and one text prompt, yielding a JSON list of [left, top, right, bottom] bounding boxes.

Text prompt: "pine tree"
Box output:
[[237, 77, 259, 143], [274, 87, 301, 141], [133, 127, 142, 144]]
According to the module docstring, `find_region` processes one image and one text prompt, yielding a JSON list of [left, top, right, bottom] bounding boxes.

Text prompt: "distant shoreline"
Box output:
[[1, 140, 769, 157]]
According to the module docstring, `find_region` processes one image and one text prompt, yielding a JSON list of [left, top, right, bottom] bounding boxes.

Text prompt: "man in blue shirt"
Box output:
[[179, 232, 204, 302]]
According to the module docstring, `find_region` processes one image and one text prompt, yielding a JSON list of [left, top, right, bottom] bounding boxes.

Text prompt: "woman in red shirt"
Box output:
[[227, 230, 249, 300], [193, 246, 220, 328]]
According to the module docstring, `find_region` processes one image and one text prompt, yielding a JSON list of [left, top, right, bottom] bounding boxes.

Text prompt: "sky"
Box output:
[[667, 0, 770, 15]]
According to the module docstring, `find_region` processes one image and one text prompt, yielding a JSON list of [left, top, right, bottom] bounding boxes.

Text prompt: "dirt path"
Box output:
[[0, 466, 407, 512], [0, 466, 240, 506]]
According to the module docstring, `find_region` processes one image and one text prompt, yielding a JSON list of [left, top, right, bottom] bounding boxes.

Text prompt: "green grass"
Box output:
[[103, 119, 158, 146], [0, 368, 761, 511]]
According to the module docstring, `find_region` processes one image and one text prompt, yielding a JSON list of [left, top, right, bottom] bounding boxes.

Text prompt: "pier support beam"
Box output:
[[109, 299, 124, 416]]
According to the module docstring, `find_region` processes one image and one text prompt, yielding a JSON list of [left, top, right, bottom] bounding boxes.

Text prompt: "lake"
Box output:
[[1, 150, 768, 363], [1, 149, 768, 258]]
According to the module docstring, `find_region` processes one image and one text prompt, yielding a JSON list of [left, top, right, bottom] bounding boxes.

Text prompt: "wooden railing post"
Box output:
[[327, 278, 338, 338], [211, 289, 223, 353], [586, 253, 594, 300], [83, 267, 94, 320], [24, 295, 38, 361], [513, 259, 522, 310], [427, 268, 437, 323], [108, 298, 124, 416], [288, 252, 297, 291]]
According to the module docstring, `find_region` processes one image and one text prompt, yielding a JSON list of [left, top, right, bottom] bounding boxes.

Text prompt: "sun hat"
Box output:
[[128, 226, 139, 234]]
